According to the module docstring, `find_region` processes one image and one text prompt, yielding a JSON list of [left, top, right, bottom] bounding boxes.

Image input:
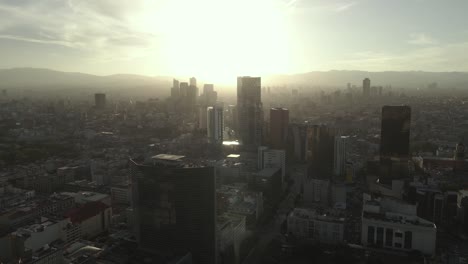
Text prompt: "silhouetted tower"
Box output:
[[207, 105, 224, 144], [270, 108, 289, 149], [363, 78, 370, 97], [131, 156, 216, 264], [379, 105, 412, 184], [237, 77, 263, 147], [94, 93, 106, 109]]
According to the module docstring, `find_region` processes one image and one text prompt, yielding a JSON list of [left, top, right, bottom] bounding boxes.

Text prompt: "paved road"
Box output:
[[242, 166, 303, 264]]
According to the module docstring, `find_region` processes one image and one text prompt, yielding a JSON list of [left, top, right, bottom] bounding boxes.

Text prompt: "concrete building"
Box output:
[[64, 201, 111, 241], [207, 105, 224, 144], [237, 77, 263, 147], [61, 191, 111, 206], [302, 178, 330, 205], [111, 183, 132, 206], [217, 213, 246, 264], [287, 207, 345, 245], [361, 195, 436, 255], [258, 146, 286, 184]]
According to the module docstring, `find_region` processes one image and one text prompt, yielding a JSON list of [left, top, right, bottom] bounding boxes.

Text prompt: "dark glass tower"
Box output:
[[307, 125, 340, 179], [131, 155, 216, 264], [379, 105, 411, 184], [237, 77, 263, 147], [270, 108, 289, 150], [94, 93, 106, 109], [380, 105, 411, 158]]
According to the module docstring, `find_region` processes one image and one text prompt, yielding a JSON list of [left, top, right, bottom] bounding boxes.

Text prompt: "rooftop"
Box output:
[[151, 154, 185, 161], [258, 167, 280, 177]]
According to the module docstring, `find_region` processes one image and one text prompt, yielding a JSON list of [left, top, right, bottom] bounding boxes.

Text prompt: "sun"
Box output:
[[133, 0, 292, 84]]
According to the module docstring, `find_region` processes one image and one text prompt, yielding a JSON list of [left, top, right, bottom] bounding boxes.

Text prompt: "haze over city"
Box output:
[[2, 1, 468, 264], [1, 0, 468, 84]]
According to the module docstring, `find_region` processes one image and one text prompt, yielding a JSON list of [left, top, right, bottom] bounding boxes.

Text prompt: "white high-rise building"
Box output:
[[207, 105, 224, 143], [333, 136, 348, 177]]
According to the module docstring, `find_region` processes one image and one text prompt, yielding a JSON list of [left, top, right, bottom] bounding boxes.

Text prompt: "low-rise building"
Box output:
[[287, 207, 345, 245], [361, 195, 436, 255]]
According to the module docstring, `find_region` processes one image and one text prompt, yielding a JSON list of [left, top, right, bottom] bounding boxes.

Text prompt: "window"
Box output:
[[385, 228, 393, 247], [376, 227, 384, 247], [404, 231, 412, 249], [308, 221, 315, 238], [395, 232, 403, 238], [394, 243, 402, 248], [367, 226, 375, 244]]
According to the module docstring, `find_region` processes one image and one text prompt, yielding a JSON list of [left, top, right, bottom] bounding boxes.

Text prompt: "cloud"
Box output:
[[408, 33, 438, 45], [334, 1, 357, 12], [327, 41, 468, 71], [0, 0, 159, 62]]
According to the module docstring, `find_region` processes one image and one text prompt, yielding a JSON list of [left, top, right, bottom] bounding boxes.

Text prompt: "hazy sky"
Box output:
[[1, 0, 468, 83]]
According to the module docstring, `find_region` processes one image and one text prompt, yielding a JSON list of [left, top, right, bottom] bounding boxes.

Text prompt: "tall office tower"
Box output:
[[207, 105, 224, 143], [363, 78, 371, 97], [199, 106, 208, 130], [179, 82, 189, 97], [131, 155, 216, 264], [380, 106, 411, 157], [270, 108, 289, 150], [202, 84, 217, 106], [290, 124, 308, 162], [94, 93, 106, 109], [258, 146, 286, 184], [187, 85, 198, 106], [227, 105, 238, 131], [190, 77, 197, 87], [171, 79, 180, 98], [307, 125, 340, 179], [333, 136, 348, 177], [237, 76, 263, 147], [379, 105, 411, 184], [203, 84, 214, 94]]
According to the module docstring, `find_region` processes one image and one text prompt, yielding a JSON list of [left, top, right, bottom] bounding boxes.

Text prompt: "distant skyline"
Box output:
[[1, 0, 468, 84]]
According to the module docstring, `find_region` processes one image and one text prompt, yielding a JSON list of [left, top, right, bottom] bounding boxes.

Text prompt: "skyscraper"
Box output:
[[237, 76, 263, 147], [203, 84, 214, 94], [171, 79, 180, 98], [270, 108, 289, 149], [379, 105, 411, 184], [307, 125, 340, 179], [94, 93, 106, 109], [179, 82, 189, 97], [207, 105, 224, 144], [190, 77, 197, 87], [131, 155, 216, 264], [363, 78, 370, 97], [199, 106, 208, 130], [202, 84, 217, 106], [333, 136, 348, 177], [380, 105, 411, 158]]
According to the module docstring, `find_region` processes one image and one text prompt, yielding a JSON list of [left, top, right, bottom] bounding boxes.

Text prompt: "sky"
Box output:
[[1, 0, 468, 84]]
